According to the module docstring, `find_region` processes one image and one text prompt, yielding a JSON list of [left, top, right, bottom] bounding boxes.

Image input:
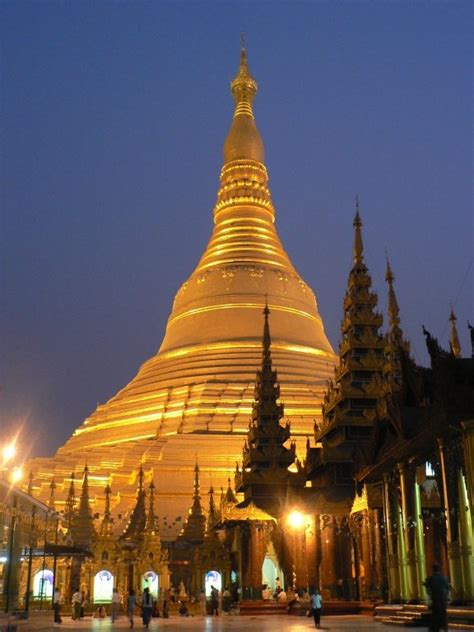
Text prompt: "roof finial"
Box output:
[[385, 253, 400, 331], [353, 197, 364, 265], [223, 40, 264, 163], [231, 39, 257, 117], [449, 305, 461, 357]]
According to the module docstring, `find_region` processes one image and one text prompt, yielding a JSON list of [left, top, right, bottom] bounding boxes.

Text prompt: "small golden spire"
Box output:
[[385, 255, 400, 330], [449, 306, 461, 357], [353, 196, 364, 265], [223, 42, 264, 164], [231, 41, 258, 118]]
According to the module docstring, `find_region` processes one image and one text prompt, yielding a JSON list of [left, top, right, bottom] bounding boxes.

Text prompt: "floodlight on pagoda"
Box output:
[[287, 510, 304, 529], [2, 442, 16, 464], [11, 467, 23, 484]]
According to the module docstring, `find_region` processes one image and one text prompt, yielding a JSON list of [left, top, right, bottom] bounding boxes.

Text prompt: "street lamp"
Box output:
[[2, 442, 16, 465], [287, 510, 306, 590], [11, 467, 23, 484], [287, 510, 304, 529]]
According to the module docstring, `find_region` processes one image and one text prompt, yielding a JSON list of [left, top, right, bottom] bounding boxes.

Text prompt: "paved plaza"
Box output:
[[0, 615, 430, 632]]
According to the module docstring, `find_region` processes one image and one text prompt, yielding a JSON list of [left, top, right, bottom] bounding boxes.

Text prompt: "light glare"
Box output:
[[288, 510, 304, 529], [2, 443, 16, 463]]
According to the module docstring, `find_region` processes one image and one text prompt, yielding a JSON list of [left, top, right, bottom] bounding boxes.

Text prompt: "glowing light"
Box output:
[[2, 442, 16, 463], [11, 467, 23, 483], [287, 510, 304, 529]]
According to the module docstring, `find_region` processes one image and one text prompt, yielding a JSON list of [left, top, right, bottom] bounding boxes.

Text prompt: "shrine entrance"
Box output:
[[93, 570, 114, 603], [262, 542, 284, 592], [142, 570, 159, 598]]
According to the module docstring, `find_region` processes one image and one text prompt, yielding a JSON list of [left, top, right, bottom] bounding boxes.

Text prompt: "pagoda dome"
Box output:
[[29, 47, 336, 539]]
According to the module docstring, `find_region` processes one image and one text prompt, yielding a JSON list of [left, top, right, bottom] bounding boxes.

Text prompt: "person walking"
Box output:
[[127, 589, 136, 629], [71, 588, 82, 620], [53, 587, 62, 625], [424, 564, 450, 632], [210, 585, 219, 616], [141, 587, 153, 628], [111, 588, 121, 622], [310, 588, 323, 629]]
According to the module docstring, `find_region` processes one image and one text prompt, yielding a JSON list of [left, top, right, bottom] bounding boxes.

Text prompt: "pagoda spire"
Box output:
[[100, 484, 113, 536], [207, 486, 217, 532], [120, 465, 147, 542], [223, 42, 264, 164], [224, 477, 237, 505], [70, 464, 96, 548], [179, 459, 206, 543], [48, 478, 56, 510], [65, 472, 76, 530], [385, 256, 400, 332], [191, 459, 204, 515], [383, 257, 409, 389], [316, 204, 385, 449], [353, 197, 364, 265], [235, 306, 303, 508], [145, 480, 157, 533], [449, 307, 461, 357]]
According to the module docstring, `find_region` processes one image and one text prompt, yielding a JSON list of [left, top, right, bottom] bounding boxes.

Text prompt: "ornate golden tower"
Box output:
[[30, 46, 336, 538]]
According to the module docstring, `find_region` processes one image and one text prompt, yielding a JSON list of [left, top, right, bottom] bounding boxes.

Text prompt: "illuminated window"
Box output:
[[93, 570, 114, 603], [33, 570, 54, 599], [205, 570, 222, 597], [425, 462, 435, 477], [142, 571, 159, 597]]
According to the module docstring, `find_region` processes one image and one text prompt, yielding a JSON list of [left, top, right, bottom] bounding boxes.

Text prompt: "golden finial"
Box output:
[[449, 305, 461, 357], [223, 40, 264, 164], [353, 196, 364, 265], [385, 254, 400, 330], [231, 40, 258, 117]]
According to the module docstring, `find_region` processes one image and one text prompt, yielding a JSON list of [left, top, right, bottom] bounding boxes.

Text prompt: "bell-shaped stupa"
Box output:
[[30, 47, 336, 539]]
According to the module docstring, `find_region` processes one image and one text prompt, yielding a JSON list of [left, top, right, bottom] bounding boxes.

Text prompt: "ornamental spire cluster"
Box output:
[[318, 200, 385, 440]]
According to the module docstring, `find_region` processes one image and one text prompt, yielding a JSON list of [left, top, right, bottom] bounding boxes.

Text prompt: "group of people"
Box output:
[[51, 563, 450, 631]]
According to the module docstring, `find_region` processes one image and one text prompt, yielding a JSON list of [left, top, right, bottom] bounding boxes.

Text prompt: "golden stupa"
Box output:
[[30, 47, 336, 539]]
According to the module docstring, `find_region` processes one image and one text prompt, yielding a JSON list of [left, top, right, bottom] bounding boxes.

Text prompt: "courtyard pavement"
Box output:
[[0, 614, 431, 632]]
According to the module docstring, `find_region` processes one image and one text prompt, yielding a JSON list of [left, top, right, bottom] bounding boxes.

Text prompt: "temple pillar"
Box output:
[[438, 438, 463, 600], [360, 511, 373, 598], [414, 468, 427, 600], [461, 420, 474, 517], [458, 470, 474, 601], [320, 515, 337, 597], [398, 463, 420, 601], [372, 508, 385, 597], [382, 473, 401, 602], [305, 514, 318, 589]]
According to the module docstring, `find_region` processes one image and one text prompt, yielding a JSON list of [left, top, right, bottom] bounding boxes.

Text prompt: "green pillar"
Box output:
[[383, 474, 401, 602], [458, 471, 474, 600], [398, 463, 418, 600], [414, 473, 427, 601]]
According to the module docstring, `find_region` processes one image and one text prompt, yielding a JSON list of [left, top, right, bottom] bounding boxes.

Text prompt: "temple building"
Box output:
[[28, 45, 337, 538], [7, 45, 472, 620]]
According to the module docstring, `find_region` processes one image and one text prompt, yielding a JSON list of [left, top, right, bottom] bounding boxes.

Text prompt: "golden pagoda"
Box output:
[[29, 46, 336, 538]]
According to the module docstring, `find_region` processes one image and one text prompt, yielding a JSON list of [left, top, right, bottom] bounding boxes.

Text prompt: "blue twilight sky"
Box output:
[[1, 1, 472, 457]]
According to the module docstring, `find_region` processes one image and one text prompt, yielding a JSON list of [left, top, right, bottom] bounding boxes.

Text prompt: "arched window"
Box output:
[[33, 569, 54, 599], [141, 571, 159, 597], [205, 570, 222, 597], [93, 570, 114, 603]]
